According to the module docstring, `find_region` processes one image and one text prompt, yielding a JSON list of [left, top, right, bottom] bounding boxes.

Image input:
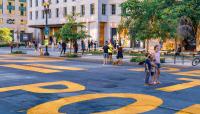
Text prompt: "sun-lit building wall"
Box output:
[[28, 0, 128, 47], [0, 0, 28, 42]]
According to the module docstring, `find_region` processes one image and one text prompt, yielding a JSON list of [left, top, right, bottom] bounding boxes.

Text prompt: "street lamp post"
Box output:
[[43, 0, 50, 56]]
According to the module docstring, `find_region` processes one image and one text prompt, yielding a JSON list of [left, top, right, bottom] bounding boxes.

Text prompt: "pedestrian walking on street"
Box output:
[[94, 41, 97, 51], [81, 40, 86, 55], [60, 42, 66, 56], [102, 41, 109, 65], [108, 42, 114, 64], [10, 42, 14, 53], [73, 41, 78, 54], [153, 45, 161, 84], [175, 44, 182, 56], [58, 42, 62, 51], [116, 45, 123, 65], [91, 40, 94, 51], [88, 40, 91, 52], [34, 41, 38, 52]]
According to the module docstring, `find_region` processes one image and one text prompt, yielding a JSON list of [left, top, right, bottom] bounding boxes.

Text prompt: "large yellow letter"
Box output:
[[27, 93, 163, 114], [0, 81, 85, 93], [176, 104, 200, 114], [157, 78, 200, 92]]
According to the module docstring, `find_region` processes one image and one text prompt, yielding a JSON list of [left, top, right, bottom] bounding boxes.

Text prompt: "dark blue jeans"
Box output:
[[145, 71, 151, 84]]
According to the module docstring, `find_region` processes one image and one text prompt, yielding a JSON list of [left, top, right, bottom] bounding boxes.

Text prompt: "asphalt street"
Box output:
[[0, 54, 199, 114]]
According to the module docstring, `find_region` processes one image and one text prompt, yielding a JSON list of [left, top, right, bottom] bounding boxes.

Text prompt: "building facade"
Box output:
[[0, 0, 28, 42], [27, 0, 132, 47]]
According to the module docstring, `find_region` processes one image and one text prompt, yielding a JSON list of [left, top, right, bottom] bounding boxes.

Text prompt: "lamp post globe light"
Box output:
[[43, 0, 50, 56]]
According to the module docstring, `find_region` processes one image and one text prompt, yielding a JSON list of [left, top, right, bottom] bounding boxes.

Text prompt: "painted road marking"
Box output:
[[0, 64, 61, 73], [128, 67, 180, 72], [0, 59, 63, 63], [27, 64, 87, 71], [172, 70, 200, 77], [0, 81, 85, 93], [27, 93, 163, 114], [176, 104, 200, 114], [157, 78, 200, 92]]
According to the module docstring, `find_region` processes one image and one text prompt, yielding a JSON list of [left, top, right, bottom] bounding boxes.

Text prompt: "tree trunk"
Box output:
[[196, 25, 200, 52], [146, 39, 149, 52], [70, 40, 72, 54]]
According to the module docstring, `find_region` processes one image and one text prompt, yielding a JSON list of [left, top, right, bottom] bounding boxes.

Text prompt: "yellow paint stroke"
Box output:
[[27, 64, 86, 71], [176, 104, 200, 114], [0, 64, 61, 73], [128, 67, 180, 72], [0, 81, 85, 93], [172, 70, 200, 77], [157, 78, 200, 92], [0, 59, 63, 63], [27, 93, 163, 114]]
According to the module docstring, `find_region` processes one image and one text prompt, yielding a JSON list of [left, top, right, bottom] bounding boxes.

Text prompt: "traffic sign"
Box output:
[[44, 27, 50, 35]]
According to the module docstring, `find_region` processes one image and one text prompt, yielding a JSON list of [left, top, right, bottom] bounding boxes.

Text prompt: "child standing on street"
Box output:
[[144, 53, 152, 85]]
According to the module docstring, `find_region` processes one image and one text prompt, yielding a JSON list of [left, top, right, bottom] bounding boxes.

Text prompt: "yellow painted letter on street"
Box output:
[[0, 81, 85, 93], [27, 93, 163, 114], [176, 104, 200, 114], [157, 78, 200, 92]]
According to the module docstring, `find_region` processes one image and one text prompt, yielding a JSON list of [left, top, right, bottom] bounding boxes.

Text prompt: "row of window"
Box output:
[[30, 4, 118, 20], [0, 2, 26, 16], [30, 0, 76, 7]]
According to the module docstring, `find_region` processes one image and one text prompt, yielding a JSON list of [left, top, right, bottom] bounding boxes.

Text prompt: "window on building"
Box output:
[[111, 4, 116, 15], [56, 8, 59, 17], [49, 9, 51, 18], [36, 0, 38, 7], [8, 2, 12, 14], [72, 6, 76, 16], [35, 11, 38, 19], [30, 0, 32, 7], [102, 4, 106, 15], [20, 4, 25, 16], [63, 7, 67, 16], [42, 10, 45, 19], [30, 11, 32, 20], [90, 4, 95, 15], [80, 5, 85, 16], [56, 0, 59, 3]]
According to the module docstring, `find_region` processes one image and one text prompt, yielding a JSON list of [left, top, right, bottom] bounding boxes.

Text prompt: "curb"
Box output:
[[7, 53, 194, 67]]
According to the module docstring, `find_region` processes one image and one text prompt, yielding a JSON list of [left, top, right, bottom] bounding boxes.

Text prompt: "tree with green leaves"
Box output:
[[60, 15, 90, 54], [0, 28, 12, 43], [121, 0, 200, 51]]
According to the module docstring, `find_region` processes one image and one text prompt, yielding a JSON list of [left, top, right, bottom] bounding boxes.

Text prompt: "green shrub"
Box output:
[[66, 53, 79, 58], [11, 51, 26, 54], [160, 57, 165, 63], [0, 43, 25, 47], [129, 53, 145, 57], [130, 57, 146, 62], [90, 51, 103, 55]]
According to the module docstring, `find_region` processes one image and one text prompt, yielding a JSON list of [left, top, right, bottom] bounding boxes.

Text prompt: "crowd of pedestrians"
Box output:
[[102, 40, 124, 65]]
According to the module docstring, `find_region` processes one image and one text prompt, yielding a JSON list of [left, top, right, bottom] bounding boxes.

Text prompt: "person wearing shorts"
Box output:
[[102, 41, 109, 65], [108, 42, 114, 64], [153, 45, 161, 84]]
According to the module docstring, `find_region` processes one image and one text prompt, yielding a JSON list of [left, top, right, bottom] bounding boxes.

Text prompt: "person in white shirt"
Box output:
[[153, 45, 161, 84]]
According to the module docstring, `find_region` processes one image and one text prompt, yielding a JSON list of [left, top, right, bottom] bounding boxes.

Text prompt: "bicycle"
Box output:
[[192, 54, 200, 66]]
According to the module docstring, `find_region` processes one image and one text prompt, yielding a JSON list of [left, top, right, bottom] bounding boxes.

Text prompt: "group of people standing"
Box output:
[[144, 45, 161, 85], [102, 41, 123, 65]]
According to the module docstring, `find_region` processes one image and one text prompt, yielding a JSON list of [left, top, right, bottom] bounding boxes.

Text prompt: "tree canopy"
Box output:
[[0, 28, 12, 43], [121, 0, 200, 43], [60, 15, 89, 42]]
